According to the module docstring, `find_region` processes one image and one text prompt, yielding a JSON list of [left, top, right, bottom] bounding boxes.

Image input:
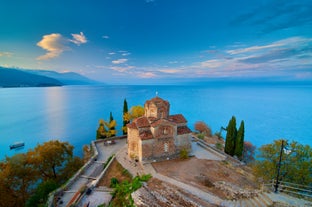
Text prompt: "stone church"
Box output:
[[127, 96, 192, 162]]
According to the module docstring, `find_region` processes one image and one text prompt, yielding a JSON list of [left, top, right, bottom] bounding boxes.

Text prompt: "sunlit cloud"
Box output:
[[110, 65, 134, 72], [102, 35, 110, 39], [108, 52, 116, 55], [227, 43, 283, 55], [70, 32, 87, 45], [0, 51, 12, 57], [36, 33, 68, 60], [112, 58, 128, 64], [137, 72, 157, 78], [159, 69, 181, 74]]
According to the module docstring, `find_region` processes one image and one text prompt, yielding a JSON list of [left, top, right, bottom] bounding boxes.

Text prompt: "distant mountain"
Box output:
[[0, 67, 62, 87], [0, 67, 99, 88], [27, 70, 97, 85]]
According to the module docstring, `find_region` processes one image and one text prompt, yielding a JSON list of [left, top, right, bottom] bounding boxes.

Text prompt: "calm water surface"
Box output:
[[1, 85, 311, 159]]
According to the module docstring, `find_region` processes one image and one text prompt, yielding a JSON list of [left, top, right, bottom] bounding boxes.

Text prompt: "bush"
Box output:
[[180, 148, 189, 159], [139, 174, 152, 182], [215, 143, 223, 150], [197, 133, 205, 139], [110, 177, 119, 188], [110, 174, 152, 207]]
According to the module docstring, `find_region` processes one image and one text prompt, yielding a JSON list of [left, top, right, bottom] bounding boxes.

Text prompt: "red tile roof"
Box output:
[[127, 122, 137, 129], [168, 114, 187, 124], [135, 117, 150, 128], [145, 96, 169, 107], [139, 130, 153, 140], [177, 126, 192, 135]]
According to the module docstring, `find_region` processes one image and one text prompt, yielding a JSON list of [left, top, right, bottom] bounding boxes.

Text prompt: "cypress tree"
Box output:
[[234, 120, 245, 159], [122, 99, 129, 135], [224, 116, 237, 156], [109, 112, 115, 130]]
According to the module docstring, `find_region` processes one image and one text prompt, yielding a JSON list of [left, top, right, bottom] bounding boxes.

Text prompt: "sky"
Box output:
[[0, 0, 312, 84]]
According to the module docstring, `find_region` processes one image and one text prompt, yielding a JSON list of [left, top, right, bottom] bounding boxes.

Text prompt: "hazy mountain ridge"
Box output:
[[0, 67, 97, 87], [0, 67, 62, 87], [27, 70, 97, 85]]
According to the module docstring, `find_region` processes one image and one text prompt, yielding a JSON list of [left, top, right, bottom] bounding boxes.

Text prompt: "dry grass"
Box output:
[[152, 157, 259, 199], [97, 159, 132, 187]]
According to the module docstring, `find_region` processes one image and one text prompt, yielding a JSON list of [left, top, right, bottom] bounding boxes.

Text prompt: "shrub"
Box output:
[[197, 133, 205, 139], [139, 174, 152, 182], [215, 143, 223, 150], [110, 177, 119, 188], [180, 148, 189, 159]]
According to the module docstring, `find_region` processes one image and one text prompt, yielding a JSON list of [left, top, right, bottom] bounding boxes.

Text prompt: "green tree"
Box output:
[[31, 140, 74, 180], [0, 153, 38, 206], [122, 99, 129, 135], [0, 141, 82, 207], [234, 120, 244, 159], [253, 139, 312, 185], [224, 116, 237, 156], [25, 180, 59, 207]]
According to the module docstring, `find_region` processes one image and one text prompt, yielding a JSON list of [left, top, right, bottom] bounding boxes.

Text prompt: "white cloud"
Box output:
[[70, 32, 87, 45], [110, 65, 134, 72], [227, 36, 312, 55], [137, 72, 157, 78], [227, 43, 282, 55], [108, 52, 116, 55], [200, 59, 224, 68], [112, 58, 128, 64], [102, 35, 110, 39], [159, 69, 181, 74], [36, 33, 68, 60], [0, 51, 12, 57], [122, 52, 131, 56]]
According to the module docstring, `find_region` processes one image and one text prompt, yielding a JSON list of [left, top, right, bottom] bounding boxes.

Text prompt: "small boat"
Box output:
[[9, 142, 25, 150]]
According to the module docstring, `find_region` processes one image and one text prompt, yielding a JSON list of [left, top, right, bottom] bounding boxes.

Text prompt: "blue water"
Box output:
[[1, 85, 311, 160]]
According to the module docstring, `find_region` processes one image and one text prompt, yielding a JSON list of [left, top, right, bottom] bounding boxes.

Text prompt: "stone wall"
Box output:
[[127, 128, 140, 159]]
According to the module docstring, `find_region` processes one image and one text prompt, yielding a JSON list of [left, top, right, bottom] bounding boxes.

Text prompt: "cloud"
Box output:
[[231, 1, 312, 33], [102, 35, 109, 39], [70, 32, 87, 45], [108, 52, 116, 55], [110, 65, 134, 73], [112, 58, 128, 64], [122, 52, 131, 56], [137, 72, 157, 78], [159, 69, 181, 74], [0, 51, 12, 57], [36, 33, 68, 60], [227, 43, 283, 55]]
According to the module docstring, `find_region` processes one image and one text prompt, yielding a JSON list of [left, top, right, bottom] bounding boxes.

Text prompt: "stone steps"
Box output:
[[221, 192, 274, 207]]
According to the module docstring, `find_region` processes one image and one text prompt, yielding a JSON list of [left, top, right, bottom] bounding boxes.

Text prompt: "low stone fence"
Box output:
[[193, 137, 243, 166]]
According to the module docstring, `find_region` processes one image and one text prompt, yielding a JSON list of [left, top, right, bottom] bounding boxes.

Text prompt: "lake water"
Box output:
[[1, 84, 311, 160]]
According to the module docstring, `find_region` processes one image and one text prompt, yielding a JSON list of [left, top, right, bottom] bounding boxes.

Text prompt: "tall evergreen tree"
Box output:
[[109, 112, 115, 130], [224, 116, 237, 156], [234, 120, 245, 159], [122, 99, 129, 135]]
